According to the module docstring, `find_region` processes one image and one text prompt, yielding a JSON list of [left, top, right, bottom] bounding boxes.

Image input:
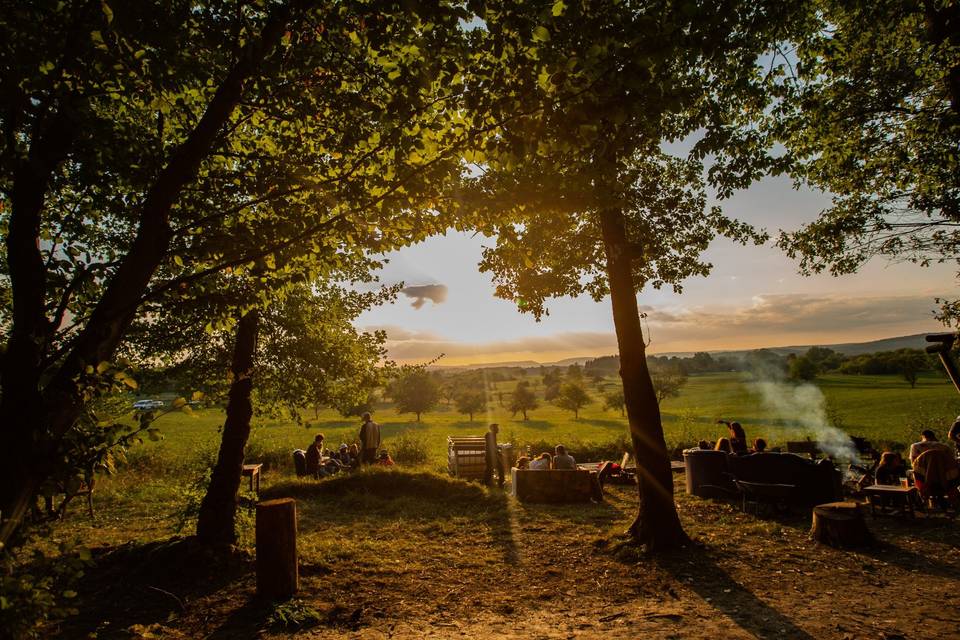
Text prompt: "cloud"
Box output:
[[642, 293, 945, 352], [364, 328, 619, 365], [401, 284, 448, 309], [366, 292, 947, 364]]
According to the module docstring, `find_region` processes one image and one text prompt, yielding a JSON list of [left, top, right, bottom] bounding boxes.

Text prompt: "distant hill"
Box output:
[[431, 333, 935, 370], [687, 333, 931, 359]]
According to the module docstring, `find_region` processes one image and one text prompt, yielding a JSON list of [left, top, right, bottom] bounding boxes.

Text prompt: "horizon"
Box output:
[[353, 175, 955, 367]]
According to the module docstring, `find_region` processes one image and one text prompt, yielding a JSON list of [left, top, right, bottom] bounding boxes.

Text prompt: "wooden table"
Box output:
[[863, 484, 918, 518], [242, 463, 263, 495]]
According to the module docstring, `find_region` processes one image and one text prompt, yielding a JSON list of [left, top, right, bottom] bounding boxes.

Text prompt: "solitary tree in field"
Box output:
[[508, 381, 538, 421], [649, 367, 688, 404], [390, 368, 440, 422], [455, 390, 486, 422], [555, 382, 591, 420], [604, 389, 626, 417]]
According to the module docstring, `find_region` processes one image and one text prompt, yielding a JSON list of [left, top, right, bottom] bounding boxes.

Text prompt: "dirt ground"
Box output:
[[53, 474, 960, 639]]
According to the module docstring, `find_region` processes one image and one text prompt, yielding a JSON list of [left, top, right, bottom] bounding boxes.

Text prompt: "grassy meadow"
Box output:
[[133, 371, 960, 474]]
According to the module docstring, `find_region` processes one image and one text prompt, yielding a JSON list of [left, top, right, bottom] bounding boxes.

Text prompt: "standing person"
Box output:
[[484, 423, 505, 487], [358, 412, 381, 465]]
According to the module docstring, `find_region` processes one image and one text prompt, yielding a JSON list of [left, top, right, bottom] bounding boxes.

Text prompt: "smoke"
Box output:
[[745, 358, 858, 461]]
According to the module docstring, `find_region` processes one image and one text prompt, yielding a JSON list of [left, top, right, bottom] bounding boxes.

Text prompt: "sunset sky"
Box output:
[[357, 175, 956, 366]]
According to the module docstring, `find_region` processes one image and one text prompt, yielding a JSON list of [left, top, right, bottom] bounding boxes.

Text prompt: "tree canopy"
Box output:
[[770, 1, 960, 321]]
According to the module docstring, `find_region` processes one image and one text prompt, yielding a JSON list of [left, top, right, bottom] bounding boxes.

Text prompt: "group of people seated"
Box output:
[[514, 444, 578, 471], [299, 412, 395, 479], [862, 427, 960, 509], [695, 420, 767, 456]]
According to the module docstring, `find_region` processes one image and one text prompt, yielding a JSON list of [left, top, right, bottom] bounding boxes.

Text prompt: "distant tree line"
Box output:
[[586, 346, 945, 389]]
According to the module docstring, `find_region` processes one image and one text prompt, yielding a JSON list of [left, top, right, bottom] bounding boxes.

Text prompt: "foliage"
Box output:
[[0, 539, 92, 639], [268, 599, 323, 632], [649, 365, 688, 404], [554, 381, 591, 419], [454, 390, 486, 422], [389, 431, 430, 466], [0, 0, 484, 543], [768, 1, 960, 322], [388, 367, 439, 422], [603, 388, 625, 416], [788, 355, 819, 382], [508, 381, 538, 421]]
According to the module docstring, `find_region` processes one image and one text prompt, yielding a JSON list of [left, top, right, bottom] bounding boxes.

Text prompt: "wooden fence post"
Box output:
[[256, 498, 298, 599]]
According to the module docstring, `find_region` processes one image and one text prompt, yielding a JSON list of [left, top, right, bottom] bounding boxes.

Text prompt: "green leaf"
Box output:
[[101, 1, 113, 24], [551, 0, 566, 17], [532, 26, 551, 43], [123, 377, 138, 389], [96, 361, 111, 374]]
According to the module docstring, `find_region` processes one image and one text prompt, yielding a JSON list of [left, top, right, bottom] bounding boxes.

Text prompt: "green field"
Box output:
[[134, 371, 960, 475]]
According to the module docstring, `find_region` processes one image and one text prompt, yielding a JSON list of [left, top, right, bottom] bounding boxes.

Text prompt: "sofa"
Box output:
[[511, 468, 600, 503], [684, 449, 841, 505]]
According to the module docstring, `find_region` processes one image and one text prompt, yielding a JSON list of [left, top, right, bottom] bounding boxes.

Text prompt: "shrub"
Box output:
[[389, 431, 430, 466]]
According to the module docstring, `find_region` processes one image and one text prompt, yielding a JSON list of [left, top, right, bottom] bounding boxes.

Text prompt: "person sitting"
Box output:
[[948, 418, 960, 461], [377, 450, 395, 466], [726, 421, 749, 455], [336, 443, 354, 469], [515, 456, 530, 470], [908, 429, 952, 464], [529, 452, 552, 470], [874, 451, 907, 486], [553, 444, 577, 470], [305, 433, 325, 478], [714, 437, 733, 454], [751, 438, 767, 454], [348, 443, 360, 468], [697, 440, 712, 450]]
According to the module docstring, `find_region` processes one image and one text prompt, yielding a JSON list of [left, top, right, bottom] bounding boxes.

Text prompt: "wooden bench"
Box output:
[[511, 468, 600, 503]]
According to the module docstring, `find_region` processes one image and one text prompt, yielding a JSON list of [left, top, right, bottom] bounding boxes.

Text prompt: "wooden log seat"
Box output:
[[810, 501, 873, 549], [511, 468, 600, 503]]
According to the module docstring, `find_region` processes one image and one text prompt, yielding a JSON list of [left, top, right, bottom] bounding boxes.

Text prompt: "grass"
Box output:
[[129, 372, 960, 478]]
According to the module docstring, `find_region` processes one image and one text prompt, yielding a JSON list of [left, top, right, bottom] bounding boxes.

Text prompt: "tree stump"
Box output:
[[810, 501, 872, 548], [256, 498, 298, 599]]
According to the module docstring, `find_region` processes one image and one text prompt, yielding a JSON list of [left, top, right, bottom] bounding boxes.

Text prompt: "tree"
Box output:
[[390, 367, 440, 422], [789, 355, 819, 382], [649, 367, 688, 404], [461, 1, 792, 549], [508, 380, 538, 421], [0, 0, 482, 544], [603, 388, 625, 417], [455, 390, 486, 422], [555, 381, 591, 420], [769, 1, 960, 323], [898, 351, 929, 389]]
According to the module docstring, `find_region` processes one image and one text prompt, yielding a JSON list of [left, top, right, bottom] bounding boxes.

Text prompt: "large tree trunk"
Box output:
[[196, 310, 260, 549], [599, 207, 688, 551], [0, 7, 294, 547]]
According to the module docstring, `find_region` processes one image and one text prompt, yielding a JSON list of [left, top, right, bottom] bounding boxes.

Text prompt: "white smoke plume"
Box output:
[[742, 355, 858, 461], [750, 379, 858, 461]]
